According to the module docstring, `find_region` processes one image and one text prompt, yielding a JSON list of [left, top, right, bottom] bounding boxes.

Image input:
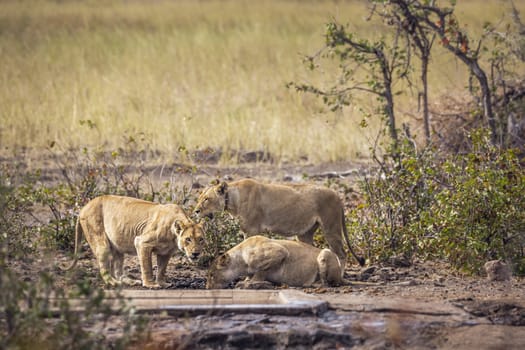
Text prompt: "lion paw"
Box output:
[[120, 276, 142, 286], [236, 280, 274, 289], [104, 277, 122, 288], [142, 282, 162, 289], [156, 281, 173, 288]]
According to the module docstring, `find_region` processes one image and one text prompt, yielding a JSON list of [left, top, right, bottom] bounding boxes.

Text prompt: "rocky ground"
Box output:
[[7, 158, 525, 349], [48, 252, 524, 349]]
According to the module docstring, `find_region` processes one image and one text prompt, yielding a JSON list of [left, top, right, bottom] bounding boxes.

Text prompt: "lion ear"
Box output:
[[172, 220, 187, 235], [216, 254, 230, 268], [218, 181, 228, 195]]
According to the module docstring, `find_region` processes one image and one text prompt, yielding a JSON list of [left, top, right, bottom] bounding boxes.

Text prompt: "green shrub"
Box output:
[[198, 212, 243, 267], [350, 128, 525, 275], [348, 137, 439, 263], [0, 163, 38, 258], [427, 129, 525, 274]]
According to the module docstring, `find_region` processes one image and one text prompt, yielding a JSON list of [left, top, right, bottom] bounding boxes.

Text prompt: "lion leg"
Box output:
[[237, 277, 274, 289], [317, 250, 329, 286], [89, 236, 120, 286], [238, 271, 275, 289], [110, 250, 141, 286], [155, 253, 172, 288], [134, 236, 159, 289], [251, 271, 270, 283], [81, 218, 120, 286], [317, 249, 343, 286], [95, 248, 120, 287], [111, 250, 124, 280], [324, 233, 347, 278], [242, 241, 288, 288], [297, 222, 318, 245]]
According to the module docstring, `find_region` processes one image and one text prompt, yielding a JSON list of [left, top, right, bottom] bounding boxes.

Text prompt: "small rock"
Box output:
[[368, 275, 381, 283], [388, 253, 411, 267], [434, 275, 445, 284], [394, 280, 419, 287], [484, 260, 512, 281], [360, 266, 376, 275], [378, 267, 394, 280]]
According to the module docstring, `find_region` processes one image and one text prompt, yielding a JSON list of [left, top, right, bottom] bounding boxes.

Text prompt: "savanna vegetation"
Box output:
[[290, 0, 525, 275], [1, 0, 522, 163], [1, 0, 525, 348]]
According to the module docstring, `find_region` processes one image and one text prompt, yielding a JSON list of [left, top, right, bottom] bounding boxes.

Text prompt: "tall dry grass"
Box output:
[[1, 0, 523, 163]]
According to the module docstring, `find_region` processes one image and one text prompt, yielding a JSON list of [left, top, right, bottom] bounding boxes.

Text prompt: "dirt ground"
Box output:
[[48, 251, 525, 349], [8, 159, 525, 349]]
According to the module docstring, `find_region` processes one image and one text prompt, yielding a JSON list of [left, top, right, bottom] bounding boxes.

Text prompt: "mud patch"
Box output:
[[453, 298, 525, 326], [132, 306, 460, 350], [136, 312, 365, 350], [167, 277, 207, 289], [190, 325, 357, 350]]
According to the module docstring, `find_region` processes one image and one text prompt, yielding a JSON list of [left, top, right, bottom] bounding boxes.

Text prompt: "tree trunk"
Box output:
[[466, 59, 497, 144], [477, 68, 497, 145], [377, 49, 398, 146], [385, 88, 398, 146], [421, 57, 431, 144]]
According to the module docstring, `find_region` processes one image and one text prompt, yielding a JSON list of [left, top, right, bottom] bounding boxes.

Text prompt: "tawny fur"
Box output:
[[206, 235, 343, 289], [64, 195, 205, 288], [194, 178, 364, 274]]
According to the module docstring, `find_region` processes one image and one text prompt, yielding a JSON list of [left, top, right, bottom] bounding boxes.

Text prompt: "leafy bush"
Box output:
[[350, 128, 525, 275], [0, 164, 38, 258], [348, 138, 439, 263], [427, 130, 525, 274], [198, 212, 243, 267]]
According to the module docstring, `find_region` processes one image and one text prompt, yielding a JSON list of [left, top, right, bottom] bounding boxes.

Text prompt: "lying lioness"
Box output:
[[194, 178, 365, 274], [64, 195, 205, 288], [206, 235, 343, 289]]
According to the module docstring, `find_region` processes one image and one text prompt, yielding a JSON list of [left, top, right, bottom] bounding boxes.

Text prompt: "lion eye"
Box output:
[[199, 237, 205, 243], [186, 237, 192, 243]]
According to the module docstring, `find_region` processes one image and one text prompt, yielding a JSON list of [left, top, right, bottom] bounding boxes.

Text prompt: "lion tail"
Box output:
[[61, 218, 83, 271], [341, 208, 365, 266]]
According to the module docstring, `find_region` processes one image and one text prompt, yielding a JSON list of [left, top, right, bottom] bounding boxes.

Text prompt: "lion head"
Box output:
[[193, 181, 228, 219], [206, 253, 234, 289], [173, 221, 205, 263]]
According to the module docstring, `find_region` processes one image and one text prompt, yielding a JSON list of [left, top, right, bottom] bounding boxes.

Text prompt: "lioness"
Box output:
[[64, 195, 205, 288], [206, 235, 343, 288], [194, 179, 365, 274]]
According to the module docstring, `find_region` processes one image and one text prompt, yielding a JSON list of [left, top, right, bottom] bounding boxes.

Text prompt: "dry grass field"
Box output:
[[1, 0, 523, 163]]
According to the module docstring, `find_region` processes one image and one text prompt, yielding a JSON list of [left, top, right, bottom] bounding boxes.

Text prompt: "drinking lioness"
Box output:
[[206, 235, 343, 289]]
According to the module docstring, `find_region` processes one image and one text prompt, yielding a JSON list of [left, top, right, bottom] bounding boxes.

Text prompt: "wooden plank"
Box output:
[[47, 290, 328, 316]]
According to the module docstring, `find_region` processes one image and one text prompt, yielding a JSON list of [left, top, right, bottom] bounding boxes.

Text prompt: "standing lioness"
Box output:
[[194, 179, 365, 274], [64, 195, 205, 288], [207, 235, 343, 288]]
